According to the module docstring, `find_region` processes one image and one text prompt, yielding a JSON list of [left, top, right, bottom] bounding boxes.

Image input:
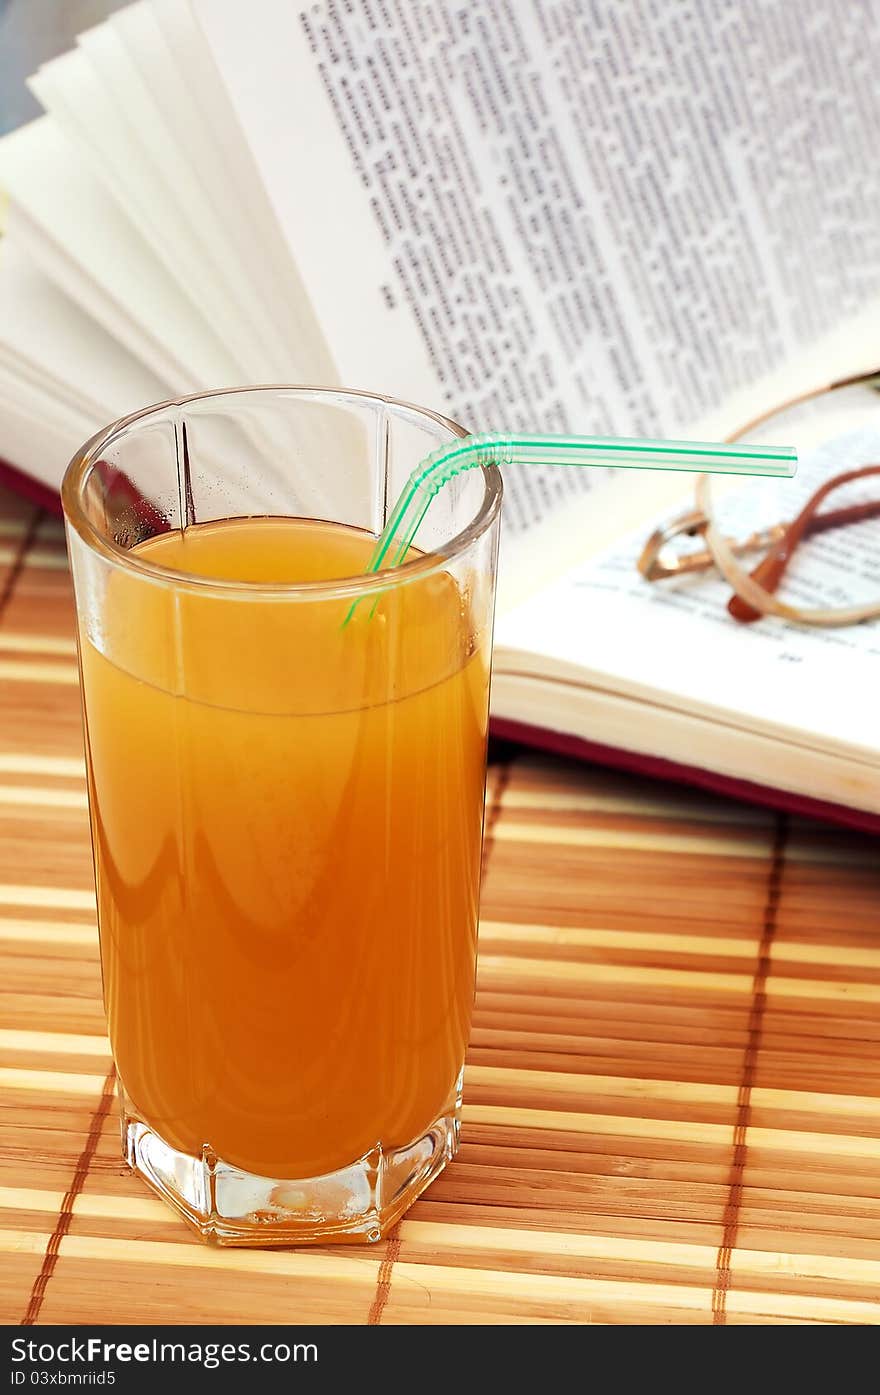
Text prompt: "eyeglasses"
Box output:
[[638, 370, 880, 628]]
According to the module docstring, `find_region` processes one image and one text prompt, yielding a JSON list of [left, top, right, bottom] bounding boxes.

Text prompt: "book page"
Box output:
[[26, 50, 270, 383], [192, 0, 880, 576], [0, 236, 168, 420], [495, 422, 880, 760], [146, 0, 338, 386], [0, 117, 240, 389], [0, 235, 169, 487], [0, 381, 95, 491]]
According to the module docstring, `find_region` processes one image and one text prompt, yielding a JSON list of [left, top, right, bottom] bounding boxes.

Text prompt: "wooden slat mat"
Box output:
[[2, 481, 879, 1326]]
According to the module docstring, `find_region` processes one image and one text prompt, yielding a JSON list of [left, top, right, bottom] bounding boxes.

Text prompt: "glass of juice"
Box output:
[[61, 386, 502, 1246]]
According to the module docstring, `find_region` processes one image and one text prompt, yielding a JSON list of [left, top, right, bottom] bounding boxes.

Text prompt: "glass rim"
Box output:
[[61, 383, 504, 601]]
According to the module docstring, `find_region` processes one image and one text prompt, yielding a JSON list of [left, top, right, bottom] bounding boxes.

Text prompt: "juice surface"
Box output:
[[79, 518, 489, 1178]]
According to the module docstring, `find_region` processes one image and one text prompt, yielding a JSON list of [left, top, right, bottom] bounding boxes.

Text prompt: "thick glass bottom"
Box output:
[[119, 1084, 461, 1246]]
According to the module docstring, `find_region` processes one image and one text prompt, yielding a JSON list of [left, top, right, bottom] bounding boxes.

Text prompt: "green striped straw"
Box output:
[[366, 432, 796, 576]]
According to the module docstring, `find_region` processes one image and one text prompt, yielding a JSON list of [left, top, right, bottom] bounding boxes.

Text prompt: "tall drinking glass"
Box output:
[[62, 386, 502, 1245]]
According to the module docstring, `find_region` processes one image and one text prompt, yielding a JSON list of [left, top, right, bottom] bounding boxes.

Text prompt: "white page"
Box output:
[[495, 424, 880, 761], [134, 0, 338, 386], [0, 238, 376, 516], [0, 237, 168, 420], [0, 118, 240, 389], [0, 236, 171, 485], [74, 15, 316, 382], [5, 203, 184, 393], [27, 44, 283, 382], [192, 0, 880, 591], [0, 241, 302, 512], [0, 381, 96, 492], [187, 0, 434, 403]]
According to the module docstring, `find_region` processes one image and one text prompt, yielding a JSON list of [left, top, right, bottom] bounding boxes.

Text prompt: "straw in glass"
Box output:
[[362, 432, 797, 583]]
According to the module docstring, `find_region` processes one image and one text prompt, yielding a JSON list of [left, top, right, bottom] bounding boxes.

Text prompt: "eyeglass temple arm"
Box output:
[[728, 465, 880, 623]]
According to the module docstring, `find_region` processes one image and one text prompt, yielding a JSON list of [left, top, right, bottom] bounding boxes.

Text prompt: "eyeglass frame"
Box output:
[[637, 368, 880, 628]]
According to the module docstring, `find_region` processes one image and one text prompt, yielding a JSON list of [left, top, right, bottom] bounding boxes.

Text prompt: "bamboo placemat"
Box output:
[[1, 480, 879, 1326]]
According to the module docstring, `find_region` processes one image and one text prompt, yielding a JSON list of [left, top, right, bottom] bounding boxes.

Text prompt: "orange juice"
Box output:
[[78, 518, 490, 1179]]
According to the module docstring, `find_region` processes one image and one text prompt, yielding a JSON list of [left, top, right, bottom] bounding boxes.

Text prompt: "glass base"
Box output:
[[119, 1087, 461, 1246]]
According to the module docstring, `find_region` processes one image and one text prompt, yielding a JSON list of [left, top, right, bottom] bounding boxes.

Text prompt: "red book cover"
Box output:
[[490, 717, 880, 836], [0, 459, 60, 514]]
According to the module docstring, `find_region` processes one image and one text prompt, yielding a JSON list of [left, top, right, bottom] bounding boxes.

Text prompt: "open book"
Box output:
[[1, 0, 879, 828]]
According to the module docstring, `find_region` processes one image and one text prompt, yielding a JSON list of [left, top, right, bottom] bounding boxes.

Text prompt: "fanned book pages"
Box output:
[[0, 0, 879, 825]]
